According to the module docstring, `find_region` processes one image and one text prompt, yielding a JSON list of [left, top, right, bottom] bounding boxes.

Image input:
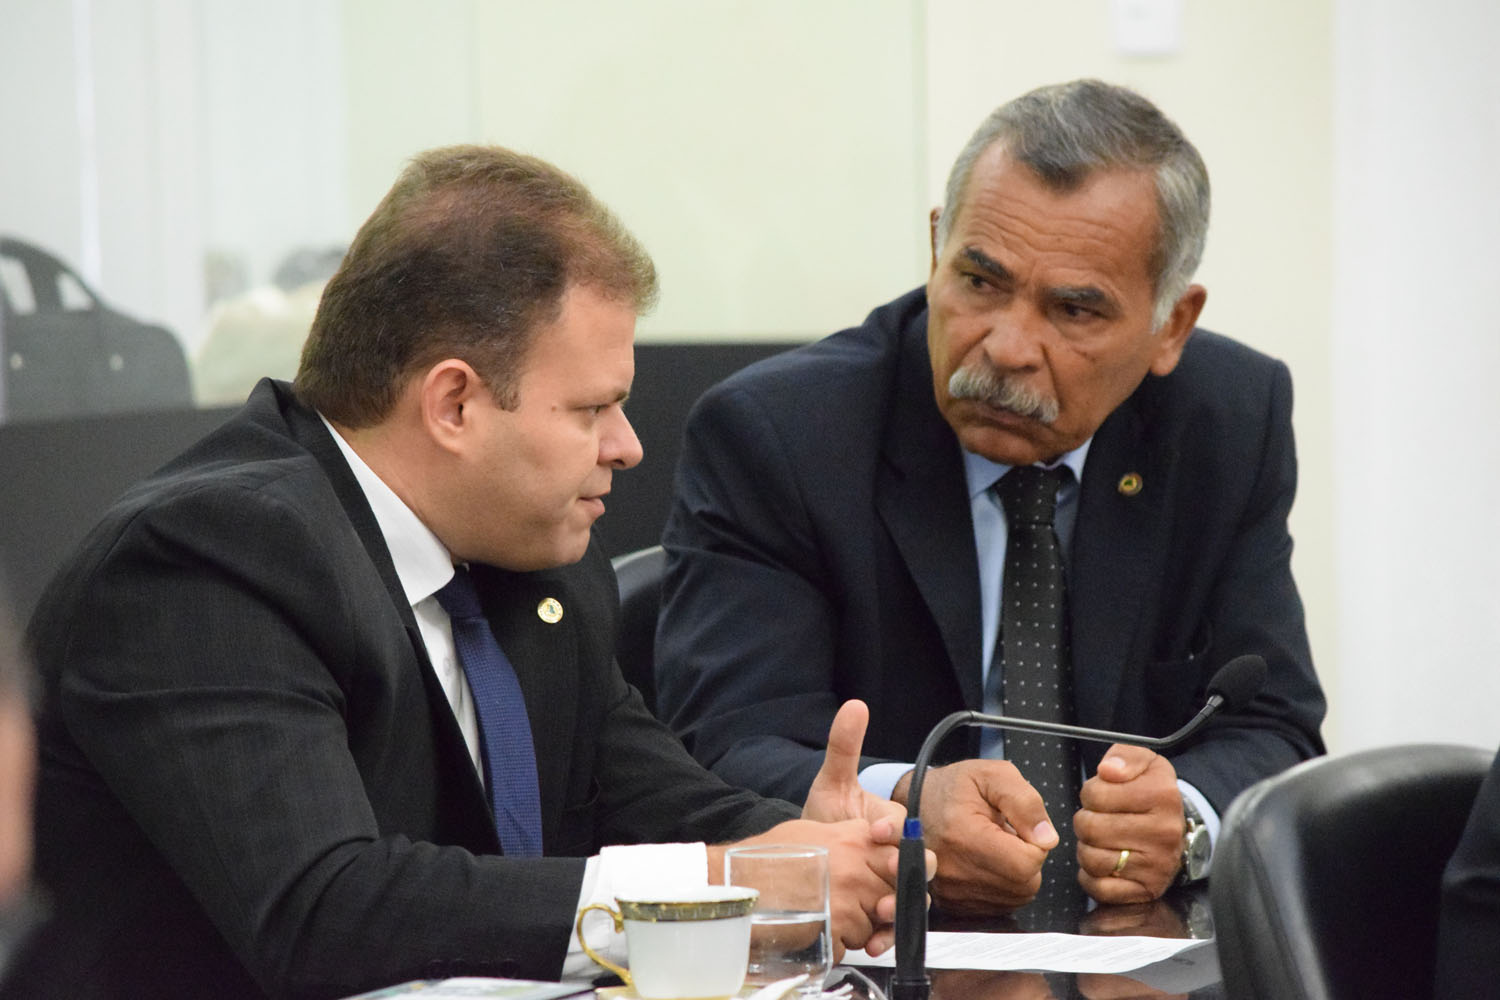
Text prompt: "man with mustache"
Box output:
[[655, 79, 1326, 919]]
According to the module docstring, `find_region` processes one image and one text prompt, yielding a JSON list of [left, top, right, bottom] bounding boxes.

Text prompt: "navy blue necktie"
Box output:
[[435, 567, 544, 857]]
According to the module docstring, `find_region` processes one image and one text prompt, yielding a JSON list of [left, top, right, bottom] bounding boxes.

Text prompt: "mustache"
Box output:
[[947, 365, 1060, 425]]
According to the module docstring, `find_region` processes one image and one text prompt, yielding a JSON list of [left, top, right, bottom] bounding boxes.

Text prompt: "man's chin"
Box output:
[[480, 531, 592, 573], [953, 422, 1059, 467], [543, 532, 593, 570]]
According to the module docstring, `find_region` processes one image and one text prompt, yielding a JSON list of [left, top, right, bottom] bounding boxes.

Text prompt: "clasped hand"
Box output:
[[1075, 745, 1186, 903], [895, 744, 1187, 914]]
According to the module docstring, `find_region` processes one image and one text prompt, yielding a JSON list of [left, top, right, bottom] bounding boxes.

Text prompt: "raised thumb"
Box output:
[[817, 699, 870, 788]]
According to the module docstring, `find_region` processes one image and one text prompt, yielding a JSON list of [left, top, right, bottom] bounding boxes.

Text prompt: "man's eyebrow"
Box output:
[[1049, 285, 1116, 311], [1051, 285, 1109, 305], [580, 388, 631, 410], [959, 246, 1013, 283]]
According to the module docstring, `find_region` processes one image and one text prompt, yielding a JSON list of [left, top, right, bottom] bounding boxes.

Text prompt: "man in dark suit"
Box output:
[[655, 80, 1326, 917], [7, 146, 914, 1000]]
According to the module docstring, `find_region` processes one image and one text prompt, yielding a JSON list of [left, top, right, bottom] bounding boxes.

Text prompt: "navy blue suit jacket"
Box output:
[[656, 287, 1326, 813], [11, 380, 794, 1000]]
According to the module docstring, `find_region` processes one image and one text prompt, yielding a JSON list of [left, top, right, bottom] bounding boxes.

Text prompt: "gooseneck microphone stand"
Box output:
[[890, 654, 1267, 1000]]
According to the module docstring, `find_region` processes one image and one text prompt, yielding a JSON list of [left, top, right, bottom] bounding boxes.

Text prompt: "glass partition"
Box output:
[[0, 0, 927, 421]]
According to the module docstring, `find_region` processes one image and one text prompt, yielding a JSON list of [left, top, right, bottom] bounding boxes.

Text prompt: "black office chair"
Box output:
[[1211, 743, 1493, 1000], [611, 544, 666, 716]]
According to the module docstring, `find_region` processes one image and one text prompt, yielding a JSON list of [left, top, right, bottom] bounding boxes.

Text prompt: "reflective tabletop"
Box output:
[[842, 887, 1222, 1000]]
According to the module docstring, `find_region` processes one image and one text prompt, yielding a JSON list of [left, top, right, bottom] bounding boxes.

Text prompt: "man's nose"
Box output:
[[979, 306, 1047, 371], [602, 407, 643, 470]]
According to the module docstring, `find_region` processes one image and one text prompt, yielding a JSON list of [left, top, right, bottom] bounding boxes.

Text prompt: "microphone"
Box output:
[[891, 654, 1267, 1000]]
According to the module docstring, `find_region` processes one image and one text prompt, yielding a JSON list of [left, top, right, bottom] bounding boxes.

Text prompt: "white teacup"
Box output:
[[577, 885, 758, 1000]]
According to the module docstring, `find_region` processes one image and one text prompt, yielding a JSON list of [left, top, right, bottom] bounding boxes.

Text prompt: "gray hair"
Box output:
[[935, 79, 1210, 330]]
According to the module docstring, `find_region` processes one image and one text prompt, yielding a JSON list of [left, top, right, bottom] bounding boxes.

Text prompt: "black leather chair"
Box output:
[[1211, 743, 1493, 1000], [611, 544, 666, 716]]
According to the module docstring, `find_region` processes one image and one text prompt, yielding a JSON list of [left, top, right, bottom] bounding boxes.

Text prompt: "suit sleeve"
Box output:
[[544, 544, 802, 849], [588, 656, 803, 844], [655, 383, 861, 802], [1162, 359, 1326, 811]]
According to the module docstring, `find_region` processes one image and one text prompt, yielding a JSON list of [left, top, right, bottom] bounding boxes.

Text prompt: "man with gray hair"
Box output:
[[655, 79, 1326, 920]]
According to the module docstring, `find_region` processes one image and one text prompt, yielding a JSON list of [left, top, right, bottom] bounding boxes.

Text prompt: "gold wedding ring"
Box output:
[[1111, 848, 1130, 876]]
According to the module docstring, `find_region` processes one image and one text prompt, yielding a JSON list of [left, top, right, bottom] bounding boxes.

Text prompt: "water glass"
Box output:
[[724, 844, 832, 994]]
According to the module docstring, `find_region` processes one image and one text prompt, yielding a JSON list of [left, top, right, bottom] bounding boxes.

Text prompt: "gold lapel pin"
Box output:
[[1117, 472, 1143, 496], [537, 598, 563, 624]]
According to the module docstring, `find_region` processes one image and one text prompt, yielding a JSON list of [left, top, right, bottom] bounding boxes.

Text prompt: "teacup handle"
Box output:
[[576, 902, 633, 988]]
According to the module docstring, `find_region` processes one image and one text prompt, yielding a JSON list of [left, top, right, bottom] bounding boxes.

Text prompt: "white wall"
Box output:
[[1331, 0, 1500, 752], [336, 0, 929, 340]]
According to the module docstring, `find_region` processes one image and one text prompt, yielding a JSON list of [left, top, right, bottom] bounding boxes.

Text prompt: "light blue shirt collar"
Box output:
[[962, 439, 1093, 499]]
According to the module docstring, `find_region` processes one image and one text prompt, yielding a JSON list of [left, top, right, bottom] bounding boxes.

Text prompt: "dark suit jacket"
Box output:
[[655, 287, 1325, 815], [8, 380, 794, 1000], [1435, 747, 1500, 999]]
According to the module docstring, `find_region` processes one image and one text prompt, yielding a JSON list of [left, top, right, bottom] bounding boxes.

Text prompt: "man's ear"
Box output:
[[928, 207, 942, 275], [418, 359, 484, 452], [1149, 284, 1208, 377]]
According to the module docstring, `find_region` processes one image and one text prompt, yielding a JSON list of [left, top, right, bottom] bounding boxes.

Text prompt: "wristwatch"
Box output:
[[1176, 797, 1211, 885]]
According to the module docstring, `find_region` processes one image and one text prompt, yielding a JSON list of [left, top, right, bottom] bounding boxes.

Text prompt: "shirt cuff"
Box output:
[[1176, 780, 1221, 877], [562, 843, 709, 978], [859, 762, 916, 802]]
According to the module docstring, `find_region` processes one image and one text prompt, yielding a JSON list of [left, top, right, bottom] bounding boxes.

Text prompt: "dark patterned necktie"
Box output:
[[435, 567, 544, 857], [993, 465, 1083, 923]]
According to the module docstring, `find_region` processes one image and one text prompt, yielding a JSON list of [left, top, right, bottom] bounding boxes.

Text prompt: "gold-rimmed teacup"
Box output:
[[577, 886, 759, 1000]]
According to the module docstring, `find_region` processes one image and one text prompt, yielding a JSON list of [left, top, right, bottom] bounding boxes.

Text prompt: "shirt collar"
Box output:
[[319, 415, 456, 606], [963, 437, 1093, 501]]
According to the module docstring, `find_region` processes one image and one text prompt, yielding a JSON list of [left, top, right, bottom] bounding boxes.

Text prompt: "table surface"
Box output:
[[846, 886, 1223, 1000]]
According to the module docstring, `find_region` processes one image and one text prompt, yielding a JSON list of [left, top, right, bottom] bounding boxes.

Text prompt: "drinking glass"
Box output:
[[724, 844, 832, 994]]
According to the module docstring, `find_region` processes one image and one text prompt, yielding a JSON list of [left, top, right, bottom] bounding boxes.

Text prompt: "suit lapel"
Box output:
[[1069, 382, 1176, 729], [471, 563, 578, 846], [875, 314, 985, 708]]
